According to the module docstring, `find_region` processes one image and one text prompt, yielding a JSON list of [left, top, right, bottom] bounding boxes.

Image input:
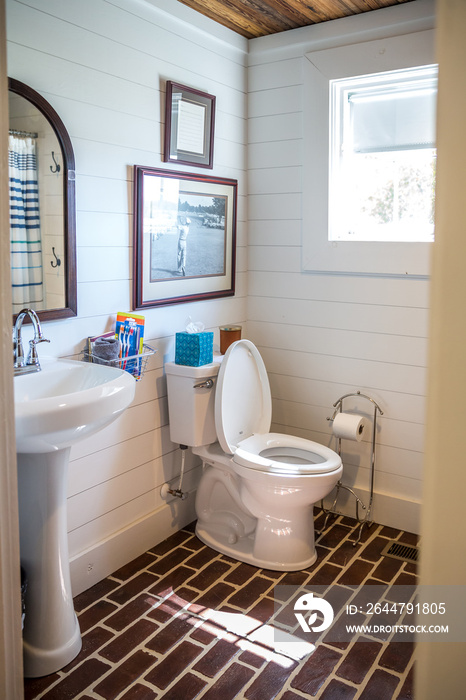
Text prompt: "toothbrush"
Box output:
[[122, 322, 130, 369], [124, 326, 134, 370], [118, 324, 125, 361], [134, 326, 141, 378]]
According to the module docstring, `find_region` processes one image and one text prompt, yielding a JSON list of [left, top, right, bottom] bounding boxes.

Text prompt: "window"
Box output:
[[302, 28, 436, 278], [329, 66, 438, 243]]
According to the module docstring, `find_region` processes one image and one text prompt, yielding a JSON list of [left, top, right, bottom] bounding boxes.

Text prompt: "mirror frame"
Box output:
[[8, 78, 77, 322]]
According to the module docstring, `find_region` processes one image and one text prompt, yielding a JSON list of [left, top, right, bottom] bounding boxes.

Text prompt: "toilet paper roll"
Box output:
[[332, 412, 366, 441]]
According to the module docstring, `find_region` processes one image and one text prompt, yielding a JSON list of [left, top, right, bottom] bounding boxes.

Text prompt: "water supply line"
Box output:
[[160, 445, 188, 500]]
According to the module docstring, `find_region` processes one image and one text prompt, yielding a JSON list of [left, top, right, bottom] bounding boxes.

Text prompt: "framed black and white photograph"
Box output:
[[163, 81, 216, 169], [133, 166, 237, 309]]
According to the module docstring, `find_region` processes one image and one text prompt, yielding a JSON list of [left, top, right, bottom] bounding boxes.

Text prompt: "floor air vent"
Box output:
[[381, 540, 419, 563]]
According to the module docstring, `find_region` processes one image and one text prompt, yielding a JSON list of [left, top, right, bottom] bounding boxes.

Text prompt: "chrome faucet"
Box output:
[[13, 308, 50, 375]]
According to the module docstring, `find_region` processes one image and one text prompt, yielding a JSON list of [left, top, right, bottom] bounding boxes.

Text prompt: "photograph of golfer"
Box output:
[[149, 192, 226, 282]]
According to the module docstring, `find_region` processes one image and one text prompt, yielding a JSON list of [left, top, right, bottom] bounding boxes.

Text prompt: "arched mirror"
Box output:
[[8, 78, 77, 322]]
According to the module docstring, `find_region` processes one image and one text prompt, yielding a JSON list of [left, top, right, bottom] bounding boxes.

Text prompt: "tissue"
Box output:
[[175, 318, 213, 366], [185, 317, 205, 334]]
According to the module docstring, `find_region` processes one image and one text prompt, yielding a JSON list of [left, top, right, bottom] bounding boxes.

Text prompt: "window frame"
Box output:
[[329, 64, 438, 244], [302, 30, 436, 278]]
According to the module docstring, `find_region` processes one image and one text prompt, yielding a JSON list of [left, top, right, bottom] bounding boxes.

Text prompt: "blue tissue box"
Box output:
[[175, 331, 214, 366]]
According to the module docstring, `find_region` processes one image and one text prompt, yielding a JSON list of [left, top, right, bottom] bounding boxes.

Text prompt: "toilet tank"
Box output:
[[165, 361, 220, 447]]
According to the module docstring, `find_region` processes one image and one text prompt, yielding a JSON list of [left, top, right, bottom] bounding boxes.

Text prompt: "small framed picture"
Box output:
[[133, 166, 237, 309], [163, 81, 216, 169]]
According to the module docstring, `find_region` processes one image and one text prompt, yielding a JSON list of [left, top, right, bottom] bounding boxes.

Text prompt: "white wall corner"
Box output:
[[248, 0, 435, 61], [323, 488, 421, 536], [70, 494, 197, 596], [112, 0, 248, 59]]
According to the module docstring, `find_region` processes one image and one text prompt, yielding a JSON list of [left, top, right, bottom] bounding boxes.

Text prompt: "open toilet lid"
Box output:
[[215, 339, 272, 455]]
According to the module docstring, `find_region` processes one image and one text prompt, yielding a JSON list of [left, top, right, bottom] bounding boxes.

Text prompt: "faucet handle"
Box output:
[[31, 336, 50, 346], [27, 336, 51, 366]]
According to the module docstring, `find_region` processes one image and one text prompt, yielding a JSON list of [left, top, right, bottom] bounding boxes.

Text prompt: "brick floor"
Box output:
[[24, 512, 417, 699]]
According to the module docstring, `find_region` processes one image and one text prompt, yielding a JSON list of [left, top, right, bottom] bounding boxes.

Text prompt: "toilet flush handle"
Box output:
[[194, 378, 214, 389]]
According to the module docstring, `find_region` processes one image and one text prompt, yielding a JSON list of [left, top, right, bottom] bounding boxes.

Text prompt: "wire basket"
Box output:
[[82, 342, 156, 381]]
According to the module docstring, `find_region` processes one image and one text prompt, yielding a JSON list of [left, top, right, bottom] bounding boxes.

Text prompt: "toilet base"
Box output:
[[195, 522, 318, 572]]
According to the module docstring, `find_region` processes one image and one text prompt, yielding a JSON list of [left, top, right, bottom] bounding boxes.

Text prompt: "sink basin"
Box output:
[[15, 357, 136, 453], [14, 358, 136, 677]]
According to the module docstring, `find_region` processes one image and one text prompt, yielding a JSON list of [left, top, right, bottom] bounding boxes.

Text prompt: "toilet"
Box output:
[[165, 339, 343, 571]]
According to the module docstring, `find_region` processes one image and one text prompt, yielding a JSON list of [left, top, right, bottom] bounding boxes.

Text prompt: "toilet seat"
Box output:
[[215, 340, 341, 476], [235, 432, 342, 475]]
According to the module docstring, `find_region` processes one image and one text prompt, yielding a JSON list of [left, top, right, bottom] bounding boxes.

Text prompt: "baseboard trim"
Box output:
[[322, 488, 421, 536], [70, 492, 196, 596], [70, 488, 420, 596]]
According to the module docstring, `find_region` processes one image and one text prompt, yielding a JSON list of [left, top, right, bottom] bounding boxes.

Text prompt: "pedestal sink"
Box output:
[[14, 357, 136, 677]]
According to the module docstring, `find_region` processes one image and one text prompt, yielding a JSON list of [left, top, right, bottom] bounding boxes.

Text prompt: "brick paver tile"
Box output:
[[144, 640, 202, 690], [94, 650, 156, 699], [199, 662, 255, 700], [291, 645, 342, 696], [42, 659, 111, 700]]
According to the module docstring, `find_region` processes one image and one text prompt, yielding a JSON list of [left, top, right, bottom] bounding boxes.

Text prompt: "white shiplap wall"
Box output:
[[247, 1, 436, 534], [6, 0, 248, 594], [7, 0, 436, 596]]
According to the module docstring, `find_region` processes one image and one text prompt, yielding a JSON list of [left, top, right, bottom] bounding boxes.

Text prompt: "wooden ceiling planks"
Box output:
[[176, 0, 413, 38]]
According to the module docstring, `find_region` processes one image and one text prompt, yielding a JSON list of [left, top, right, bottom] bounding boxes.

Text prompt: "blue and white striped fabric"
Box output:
[[9, 134, 44, 312]]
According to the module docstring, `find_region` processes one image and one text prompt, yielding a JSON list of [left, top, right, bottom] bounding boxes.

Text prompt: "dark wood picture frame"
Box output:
[[163, 81, 216, 169], [133, 166, 237, 309]]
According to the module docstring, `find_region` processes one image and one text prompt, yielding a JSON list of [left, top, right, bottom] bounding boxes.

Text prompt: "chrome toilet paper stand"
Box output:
[[319, 391, 383, 545]]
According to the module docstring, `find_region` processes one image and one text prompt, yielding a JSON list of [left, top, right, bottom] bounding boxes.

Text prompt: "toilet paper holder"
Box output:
[[320, 391, 383, 546]]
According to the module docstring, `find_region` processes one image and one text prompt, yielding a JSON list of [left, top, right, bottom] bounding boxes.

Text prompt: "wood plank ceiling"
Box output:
[[177, 0, 414, 39]]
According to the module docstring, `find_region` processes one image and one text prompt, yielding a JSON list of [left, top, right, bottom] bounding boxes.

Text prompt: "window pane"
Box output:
[[334, 149, 436, 242]]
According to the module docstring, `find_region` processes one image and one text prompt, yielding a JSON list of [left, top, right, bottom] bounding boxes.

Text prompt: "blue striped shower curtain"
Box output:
[[9, 134, 44, 312]]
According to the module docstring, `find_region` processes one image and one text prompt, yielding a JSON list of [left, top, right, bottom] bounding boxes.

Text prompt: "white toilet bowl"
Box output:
[[165, 339, 342, 571]]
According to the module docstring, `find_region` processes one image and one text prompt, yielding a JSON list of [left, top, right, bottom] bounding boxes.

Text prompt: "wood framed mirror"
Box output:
[[8, 78, 77, 322]]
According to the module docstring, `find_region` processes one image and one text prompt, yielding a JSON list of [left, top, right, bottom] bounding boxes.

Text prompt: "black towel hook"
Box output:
[[51, 247, 61, 268], [50, 151, 60, 174]]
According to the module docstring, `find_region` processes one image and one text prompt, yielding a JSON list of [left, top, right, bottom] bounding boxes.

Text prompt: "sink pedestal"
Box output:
[[14, 357, 137, 677], [18, 448, 82, 677]]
